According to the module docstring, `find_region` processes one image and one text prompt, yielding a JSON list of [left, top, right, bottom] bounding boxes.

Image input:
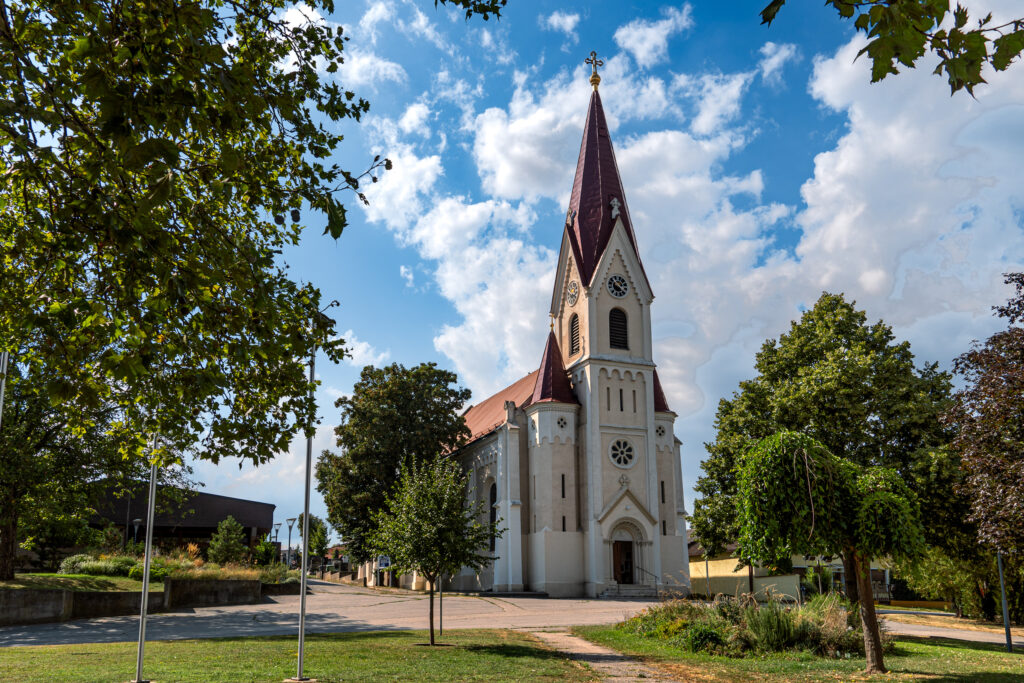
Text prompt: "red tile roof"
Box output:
[[531, 331, 578, 405], [653, 369, 672, 413], [462, 370, 538, 443], [567, 90, 649, 290]]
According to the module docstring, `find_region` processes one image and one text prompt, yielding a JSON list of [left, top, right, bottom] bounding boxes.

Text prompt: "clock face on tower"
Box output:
[[566, 281, 579, 306], [607, 274, 629, 298]]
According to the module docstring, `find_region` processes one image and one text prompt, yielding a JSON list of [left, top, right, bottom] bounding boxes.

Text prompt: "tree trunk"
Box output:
[[855, 553, 886, 674], [0, 498, 17, 581], [842, 553, 859, 602], [428, 576, 435, 646]]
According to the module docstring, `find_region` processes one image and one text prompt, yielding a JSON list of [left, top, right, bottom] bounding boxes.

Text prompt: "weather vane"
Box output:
[[585, 50, 603, 90]]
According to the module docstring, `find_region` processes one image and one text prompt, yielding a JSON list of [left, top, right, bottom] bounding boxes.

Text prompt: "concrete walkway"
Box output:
[[881, 618, 1024, 649], [524, 628, 673, 681], [0, 581, 658, 648]]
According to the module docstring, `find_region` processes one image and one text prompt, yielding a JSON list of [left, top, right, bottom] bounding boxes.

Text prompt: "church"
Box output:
[[448, 61, 691, 598]]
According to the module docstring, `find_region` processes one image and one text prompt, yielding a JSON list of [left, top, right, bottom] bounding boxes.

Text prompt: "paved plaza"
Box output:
[[0, 581, 657, 648]]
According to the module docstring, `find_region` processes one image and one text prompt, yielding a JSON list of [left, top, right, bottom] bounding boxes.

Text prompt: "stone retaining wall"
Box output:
[[163, 578, 261, 608], [1, 578, 262, 626]]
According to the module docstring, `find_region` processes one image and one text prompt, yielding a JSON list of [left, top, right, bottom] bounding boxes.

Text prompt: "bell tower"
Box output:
[[546, 53, 688, 597]]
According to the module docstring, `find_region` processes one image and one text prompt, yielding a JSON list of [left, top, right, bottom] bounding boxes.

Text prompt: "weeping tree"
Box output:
[[369, 457, 502, 645], [737, 431, 924, 674]]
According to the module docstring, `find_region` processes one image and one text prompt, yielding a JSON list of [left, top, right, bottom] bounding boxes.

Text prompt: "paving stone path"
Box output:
[[522, 628, 675, 681]]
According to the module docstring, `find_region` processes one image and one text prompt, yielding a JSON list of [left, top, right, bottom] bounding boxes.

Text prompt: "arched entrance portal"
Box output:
[[611, 523, 641, 585]]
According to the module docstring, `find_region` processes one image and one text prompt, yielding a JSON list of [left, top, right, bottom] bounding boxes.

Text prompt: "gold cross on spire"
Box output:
[[585, 50, 604, 91]]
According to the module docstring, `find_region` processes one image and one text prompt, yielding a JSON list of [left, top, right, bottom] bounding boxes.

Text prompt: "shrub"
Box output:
[[681, 623, 727, 653], [208, 516, 247, 565], [185, 542, 201, 560], [258, 563, 292, 584], [801, 564, 835, 596], [127, 563, 171, 582], [252, 540, 278, 567], [59, 554, 95, 575], [744, 601, 797, 651], [78, 560, 123, 576]]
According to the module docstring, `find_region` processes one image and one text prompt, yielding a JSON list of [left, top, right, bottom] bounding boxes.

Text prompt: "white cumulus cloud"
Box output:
[[758, 42, 798, 85], [341, 329, 391, 367], [613, 5, 694, 69]]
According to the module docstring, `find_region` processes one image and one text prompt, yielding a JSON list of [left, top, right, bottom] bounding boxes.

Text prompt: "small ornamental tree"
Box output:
[[208, 516, 247, 565], [369, 458, 502, 645], [737, 431, 924, 674]]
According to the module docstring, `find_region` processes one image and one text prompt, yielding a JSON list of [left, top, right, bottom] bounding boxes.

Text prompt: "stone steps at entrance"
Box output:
[[600, 584, 659, 599]]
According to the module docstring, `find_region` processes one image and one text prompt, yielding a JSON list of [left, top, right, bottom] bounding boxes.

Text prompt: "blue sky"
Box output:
[[192, 0, 1024, 550]]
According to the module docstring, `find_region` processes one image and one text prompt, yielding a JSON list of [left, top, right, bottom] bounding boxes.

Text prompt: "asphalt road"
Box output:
[[0, 581, 656, 647]]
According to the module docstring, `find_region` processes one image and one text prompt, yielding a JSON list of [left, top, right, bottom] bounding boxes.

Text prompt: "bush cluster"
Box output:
[[617, 593, 892, 658]]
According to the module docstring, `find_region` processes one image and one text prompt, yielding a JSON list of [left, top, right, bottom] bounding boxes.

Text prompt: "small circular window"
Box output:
[[609, 439, 635, 468], [557, 417, 567, 429], [656, 425, 666, 437]]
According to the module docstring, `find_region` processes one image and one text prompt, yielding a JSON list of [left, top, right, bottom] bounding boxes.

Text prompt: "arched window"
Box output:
[[609, 308, 628, 349], [489, 482, 498, 552], [569, 314, 581, 355]]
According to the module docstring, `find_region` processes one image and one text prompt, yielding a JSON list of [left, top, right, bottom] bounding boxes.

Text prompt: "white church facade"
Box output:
[[447, 67, 691, 598]]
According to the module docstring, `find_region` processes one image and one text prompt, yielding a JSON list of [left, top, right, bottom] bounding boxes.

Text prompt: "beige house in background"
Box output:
[[439, 71, 691, 599]]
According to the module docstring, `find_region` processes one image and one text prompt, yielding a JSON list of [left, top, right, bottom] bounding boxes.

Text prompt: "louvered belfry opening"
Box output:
[[569, 314, 581, 355], [609, 308, 628, 349]]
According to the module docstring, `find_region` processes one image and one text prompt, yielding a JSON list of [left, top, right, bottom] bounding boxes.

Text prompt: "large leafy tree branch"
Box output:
[[761, 1, 1024, 94], [0, 0, 503, 466]]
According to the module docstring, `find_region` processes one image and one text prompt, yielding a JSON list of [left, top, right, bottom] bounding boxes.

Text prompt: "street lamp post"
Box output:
[[133, 436, 160, 683], [274, 522, 282, 547], [288, 300, 337, 683], [286, 518, 296, 567], [133, 518, 142, 544]]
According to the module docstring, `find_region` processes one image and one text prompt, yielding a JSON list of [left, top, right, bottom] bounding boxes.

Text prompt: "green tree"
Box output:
[[761, 1, 1024, 94], [316, 363, 472, 562], [0, 0, 504, 469], [946, 272, 1024, 624], [369, 457, 502, 645], [0, 365, 190, 579], [738, 431, 924, 674], [298, 512, 330, 569], [691, 293, 952, 599], [208, 515, 247, 565], [252, 539, 279, 567]]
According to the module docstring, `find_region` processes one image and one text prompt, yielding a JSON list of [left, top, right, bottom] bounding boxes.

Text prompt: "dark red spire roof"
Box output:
[[653, 370, 671, 413], [531, 331, 577, 405], [566, 90, 647, 288]]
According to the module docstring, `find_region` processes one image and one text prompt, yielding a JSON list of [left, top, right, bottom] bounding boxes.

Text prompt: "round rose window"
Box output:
[[610, 439, 634, 467]]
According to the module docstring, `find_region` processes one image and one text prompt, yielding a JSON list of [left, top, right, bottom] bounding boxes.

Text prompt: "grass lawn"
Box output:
[[882, 612, 1023, 639], [0, 573, 163, 592], [573, 625, 1024, 681], [0, 629, 593, 682]]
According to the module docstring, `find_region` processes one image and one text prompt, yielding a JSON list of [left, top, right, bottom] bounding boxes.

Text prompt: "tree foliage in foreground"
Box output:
[[316, 363, 472, 562], [761, 1, 1024, 94], [738, 431, 924, 674], [691, 292, 951, 599], [0, 0, 503, 468], [369, 457, 502, 645]]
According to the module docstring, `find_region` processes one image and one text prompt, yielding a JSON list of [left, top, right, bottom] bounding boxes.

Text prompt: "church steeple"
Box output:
[[564, 83, 649, 292]]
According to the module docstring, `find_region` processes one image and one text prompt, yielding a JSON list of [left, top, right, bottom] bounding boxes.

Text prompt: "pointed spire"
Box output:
[[653, 370, 671, 413], [565, 88, 649, 290], [531, 331, 577, 405]]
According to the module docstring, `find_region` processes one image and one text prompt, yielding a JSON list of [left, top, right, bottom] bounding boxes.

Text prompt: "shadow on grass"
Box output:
[[462, 643, 575, 661], [10, 575, 120, 591], [894, 635, 1023, 655]]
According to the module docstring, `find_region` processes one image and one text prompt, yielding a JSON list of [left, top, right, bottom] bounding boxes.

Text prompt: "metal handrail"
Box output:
[[635, 565, 659, 585]]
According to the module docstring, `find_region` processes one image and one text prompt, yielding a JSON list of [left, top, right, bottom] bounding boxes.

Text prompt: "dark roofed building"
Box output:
[[93, 484, 275, 549]]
